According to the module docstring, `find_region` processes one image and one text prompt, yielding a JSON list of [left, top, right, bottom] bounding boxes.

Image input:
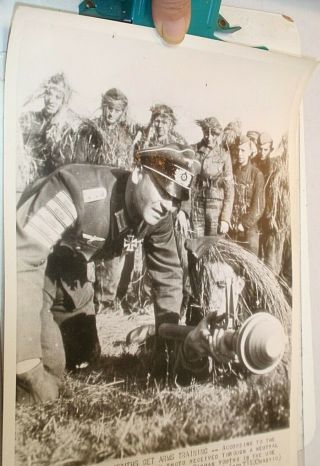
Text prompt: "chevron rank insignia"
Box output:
[[24, 191, 77, 249]]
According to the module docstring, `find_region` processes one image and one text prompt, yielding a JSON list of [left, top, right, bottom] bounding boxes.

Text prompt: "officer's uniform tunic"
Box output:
[[17, 164, 183, 373]]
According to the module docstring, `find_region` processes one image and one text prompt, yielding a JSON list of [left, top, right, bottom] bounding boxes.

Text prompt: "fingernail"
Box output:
[[156, 17, 187, 45]]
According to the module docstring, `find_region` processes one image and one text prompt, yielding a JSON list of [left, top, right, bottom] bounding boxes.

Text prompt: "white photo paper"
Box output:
[[3, 6, 317, 466]]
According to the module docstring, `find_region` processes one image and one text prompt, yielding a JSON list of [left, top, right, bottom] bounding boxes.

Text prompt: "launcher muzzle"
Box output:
[[159, 311, 287, 375]]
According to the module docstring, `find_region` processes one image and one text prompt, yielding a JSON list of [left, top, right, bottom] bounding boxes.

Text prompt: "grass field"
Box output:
[[15, 313, 290, 466]]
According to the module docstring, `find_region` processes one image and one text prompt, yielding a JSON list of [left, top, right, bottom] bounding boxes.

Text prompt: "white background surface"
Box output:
[[226, 4, 320, 466], [1, 1, 319, 465]]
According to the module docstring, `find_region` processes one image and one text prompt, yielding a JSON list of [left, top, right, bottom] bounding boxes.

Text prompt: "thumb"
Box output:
[[204, 311, 218, 329], [152, 0, 191, 45]]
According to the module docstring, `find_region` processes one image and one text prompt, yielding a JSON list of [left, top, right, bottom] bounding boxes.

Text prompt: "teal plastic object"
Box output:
[[78, 0, 241, 39]]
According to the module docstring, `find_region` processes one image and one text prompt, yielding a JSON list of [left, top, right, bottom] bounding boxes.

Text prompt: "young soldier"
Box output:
[[91, 87, 136, 169], [138, 104, 186, 149], [74, 89, 137, 312], [252, 132, 274, 177], [246, 130, 260, 158], [191, 117, 234, 237], [16, 144, 203, 403], [222, 120, 242, 167], [230, 135, 265, 255], [19, 73, 80, 185], [259, 136, 291, 278]]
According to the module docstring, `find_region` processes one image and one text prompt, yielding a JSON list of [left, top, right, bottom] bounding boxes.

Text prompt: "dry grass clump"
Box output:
[[16, 311, 290, 466], [190, 237, 291, 331]]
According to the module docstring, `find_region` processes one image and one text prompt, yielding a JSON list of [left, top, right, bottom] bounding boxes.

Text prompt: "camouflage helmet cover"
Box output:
[[45, 73, 72, 104], [196, 117, 222, 135], [150, 104, 177, 125], [101, 88, 128, 108]]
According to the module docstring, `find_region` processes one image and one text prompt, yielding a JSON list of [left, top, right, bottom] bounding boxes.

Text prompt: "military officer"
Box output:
[[136, 105, 189, 314], [16, 144, 201, 403]]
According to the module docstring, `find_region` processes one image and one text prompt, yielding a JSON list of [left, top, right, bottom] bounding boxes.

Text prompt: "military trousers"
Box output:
[[229, 226, 260, 256], [191, 196, 223, 237], [260, 229, 287, 276], [17, 249, 101, 377], [94, 255, 127, 305]]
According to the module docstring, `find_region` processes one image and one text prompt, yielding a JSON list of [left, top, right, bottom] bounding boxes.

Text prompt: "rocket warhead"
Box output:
[[236, 312, 288, 375]]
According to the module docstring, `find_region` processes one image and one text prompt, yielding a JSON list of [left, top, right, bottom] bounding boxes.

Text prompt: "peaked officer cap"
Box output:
[[136, 144, 200, 201]]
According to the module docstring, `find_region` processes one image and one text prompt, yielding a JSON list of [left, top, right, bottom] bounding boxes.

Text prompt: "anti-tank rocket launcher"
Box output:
[[159, 237, 289, 375], [159, 312, 287, 375]]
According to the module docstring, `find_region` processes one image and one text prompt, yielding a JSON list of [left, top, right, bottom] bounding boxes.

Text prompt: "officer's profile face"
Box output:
[[237, 142, 252, 166], [153, 114, 173, 139], [259, 142, 272, 160], [102, 100, 125, 126], [203, 262, 244, 318], [131, 167, 179, 225], [43, 88, 65, 115]]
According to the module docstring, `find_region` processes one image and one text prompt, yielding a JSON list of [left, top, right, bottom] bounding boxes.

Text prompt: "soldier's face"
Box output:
[[203, 262, 244, 318], [131, 168, 179, 225], [153, 115, 173, 139], [203, 128, 219, 149], [259, 143, 272, 160], [238, 142, 252, 166], [44, 88, 64, 115], [247, 138, 258, 157], [102, 100, 125, 125]]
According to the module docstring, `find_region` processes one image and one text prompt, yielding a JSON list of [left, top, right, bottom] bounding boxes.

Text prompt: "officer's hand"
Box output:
[[152, 0, 191, 45], [175, 209, 190, 237], [237, 223, 245, 232], [17, 363, 61, 404], [219, 221, 229, 234]]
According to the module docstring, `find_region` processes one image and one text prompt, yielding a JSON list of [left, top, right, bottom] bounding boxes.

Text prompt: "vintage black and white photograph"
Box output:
[[3, 6, 316, 466]]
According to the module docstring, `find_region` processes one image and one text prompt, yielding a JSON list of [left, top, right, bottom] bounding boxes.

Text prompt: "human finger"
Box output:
[[152, 0, 191, 45]]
